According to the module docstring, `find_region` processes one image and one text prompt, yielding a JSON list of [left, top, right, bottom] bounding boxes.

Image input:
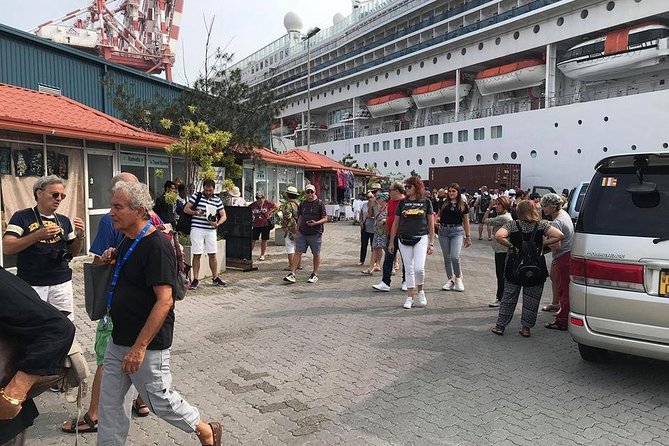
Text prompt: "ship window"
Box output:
[[606, 1, 615, 11], [357, 82, 360, 87], [420, 61, 425, 68], [383, 141, 390, 151], [347, 85, 350, 90], [476, 154, 481, 162], [604, 116, 609, 122], [431, 157, 436, 164], [478, 43, 484, 50], [397, 69, 401, 75], [394, 139, 401, 149], [433, 57, 438, 64], [491, 125, 503, 139], [405, 138, 413, 148], [554, 150, 559, 155], [443, 132, 453, 144], [663, 143, 668, 148], [408, 65, 412, 72], [631, 145, 637, 150], [395, 161, 400, 166], [557, 17, 564, 26], [385, 73, 389, 79], [418, 159, 423, 165], [365, 79, 369, 85], [495, 37, 501, 45], [458, 130, 468, 142], [375, 76, 378, 82], [373, 142, 380, 152], [577, 148, 582, 154], [511, 151, 517, 159], [445, 156, 450, 164], [602, 147, 608, 152], [417, 136, 425, 147], [513, 31, 520, 40], [384, 162, 388, 167], [406, 160, 411, 166], [459, 155, 465, 163], [461, 48, 467, 55], [628, 28, 669, 47], [530, 150, 537, 158], [493, 153, 499, 160], [354, 144, 361, 154], [447, 53, 452, 60], [580, 10, 588, 19], [429, 134, 438, 145], [554, 122, 559, 127], [578, 119, 583, 125], [363, 143, 370, 153], [533, 25, 540, 34], [374, 162, 378, 168], [474, 128, 485, 140]]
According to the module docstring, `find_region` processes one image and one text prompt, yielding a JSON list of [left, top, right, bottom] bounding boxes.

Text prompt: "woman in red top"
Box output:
[[250, 192, 278, 261]]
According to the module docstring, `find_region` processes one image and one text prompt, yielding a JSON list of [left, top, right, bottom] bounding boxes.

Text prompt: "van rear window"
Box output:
[[576, 169, 669, 237]]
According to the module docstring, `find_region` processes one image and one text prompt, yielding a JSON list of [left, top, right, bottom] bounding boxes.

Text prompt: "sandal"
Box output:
[[132, 399, 150, 417], [491, 325, 505, 336], [361, 269, 373, 275], [541, 304, 560, 312], [545, 321, 568, 331], [519, 327, 531, 338], [62, 412, 98, 433], [203, 421, 222, 446]]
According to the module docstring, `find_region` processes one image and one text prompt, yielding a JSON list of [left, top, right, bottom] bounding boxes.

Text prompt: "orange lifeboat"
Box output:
[[366, 92, 413, 118], [475, 59, 546, 96], [411, 79, 472, 108]]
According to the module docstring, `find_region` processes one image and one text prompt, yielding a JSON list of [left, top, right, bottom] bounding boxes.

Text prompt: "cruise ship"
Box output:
[[232, 0, 669, 191]]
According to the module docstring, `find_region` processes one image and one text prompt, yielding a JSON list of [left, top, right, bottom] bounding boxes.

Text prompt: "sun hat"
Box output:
[[369, 182, 381, 191], [286, 186, 298, 195], [305, 184, 316, 192], [230, 186, 241, 197]]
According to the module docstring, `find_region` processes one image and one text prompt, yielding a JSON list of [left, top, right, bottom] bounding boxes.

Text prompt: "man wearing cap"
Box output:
[[250, 191, 278, 261], [283, 184, 327, 284]]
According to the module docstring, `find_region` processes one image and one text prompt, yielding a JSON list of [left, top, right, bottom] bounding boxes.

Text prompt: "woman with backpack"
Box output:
[[491, 200, 564, 337], [437, 183, 472, 292], [388, 176, 435, 309]]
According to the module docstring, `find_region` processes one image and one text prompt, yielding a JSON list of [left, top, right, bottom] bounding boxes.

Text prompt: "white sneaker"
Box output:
[[442, 280, 454, 291], [489, 299, 500, 308], [415, 291, 427, 307], [402, 297, 413, 309], [259, 255, 265, 261], [401, 282, 408, 291], [372, 282, 391, 292], [454, 277, 465, 292]]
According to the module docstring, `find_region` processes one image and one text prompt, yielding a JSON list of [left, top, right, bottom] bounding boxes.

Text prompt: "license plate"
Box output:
[[661, 270, 669, 297]]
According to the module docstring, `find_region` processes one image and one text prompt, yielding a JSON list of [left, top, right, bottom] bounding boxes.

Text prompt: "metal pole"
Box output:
[[306, 39, 312, 152]]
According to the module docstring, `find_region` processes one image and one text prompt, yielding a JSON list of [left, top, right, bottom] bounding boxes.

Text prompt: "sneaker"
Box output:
[[402, 297, 413, 309], [489, 299, 501, 308], [372, 282, 391, 292], [454, 277, 465, 292], [401, 282, 408, 291], [415, 291, 427, 307], [307, 273, 319, 283], [442, 280, 454, 291], [212, 277, 227, 287], [283, 273, 296, 283], [259, 255, 265, 261], [188, 279, 199, 290]]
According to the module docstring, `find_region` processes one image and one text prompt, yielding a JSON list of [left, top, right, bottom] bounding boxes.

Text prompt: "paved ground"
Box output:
[[26, 221, 669, 445]]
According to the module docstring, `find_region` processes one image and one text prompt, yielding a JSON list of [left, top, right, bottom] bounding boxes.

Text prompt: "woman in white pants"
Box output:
[[388, 176, 435, 309]]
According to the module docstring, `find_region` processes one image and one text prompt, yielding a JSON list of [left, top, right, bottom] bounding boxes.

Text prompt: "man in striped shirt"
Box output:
[[183, 179, 227, 289]]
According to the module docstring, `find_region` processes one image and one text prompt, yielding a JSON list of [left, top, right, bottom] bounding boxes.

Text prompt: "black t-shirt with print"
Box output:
[[298, 199, 327, 235], [439, 201, 469, 225], [396, 199, 433, 236], [111, 231, 176, 351]]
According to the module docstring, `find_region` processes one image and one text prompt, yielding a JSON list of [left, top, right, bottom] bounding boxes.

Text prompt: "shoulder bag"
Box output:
[[176, 192, 203, 235]]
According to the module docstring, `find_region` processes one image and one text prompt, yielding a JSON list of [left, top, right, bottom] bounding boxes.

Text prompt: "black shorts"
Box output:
[[252, 226, 272, 240]]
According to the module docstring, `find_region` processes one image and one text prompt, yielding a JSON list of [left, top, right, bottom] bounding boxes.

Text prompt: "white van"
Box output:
[[566, 181, 589, 224]]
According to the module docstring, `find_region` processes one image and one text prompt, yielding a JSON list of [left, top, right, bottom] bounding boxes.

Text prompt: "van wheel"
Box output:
[[578, 343, 608, 362]]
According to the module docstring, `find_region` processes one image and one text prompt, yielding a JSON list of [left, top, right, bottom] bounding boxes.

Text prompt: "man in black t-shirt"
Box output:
[[96, 181, 222, 446]]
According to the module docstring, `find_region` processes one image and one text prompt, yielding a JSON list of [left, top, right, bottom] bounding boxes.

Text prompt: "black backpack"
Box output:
[[176, 192, 202, 235], [479, 193, 491, 212], [506, 221, 546, 286]]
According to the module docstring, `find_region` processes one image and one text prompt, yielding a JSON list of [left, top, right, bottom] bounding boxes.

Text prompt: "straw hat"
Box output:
[[286, 186, 299, 195], [230, 186, 241, 197]]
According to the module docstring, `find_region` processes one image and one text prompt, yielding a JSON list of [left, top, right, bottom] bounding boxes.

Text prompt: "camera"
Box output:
[[207, 214, 217, 223], [50, 247, 73, 262]]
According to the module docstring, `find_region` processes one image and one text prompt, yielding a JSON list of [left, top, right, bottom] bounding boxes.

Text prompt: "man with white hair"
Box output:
[[2, 175, 85, 321], [96, 181, 222, 446]]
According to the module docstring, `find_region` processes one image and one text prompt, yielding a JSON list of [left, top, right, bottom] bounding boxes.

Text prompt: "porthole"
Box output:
[[511, 151, 517, 159], [476, 154, 481, 161], [356, 82, 360, 87], [604, 116, 609, 122], [447, 53, 452, 60], [374, 76, 378, 82], [554, 122, 559, 128], [513, 31, 520, 40], [602, 147, 608, 152], [420, 61, 425, 68], [577, 148, 582, 154], [396, 69, 401, 75], [530, 150, 537, 158], [431, 157, 436, 164], [365, 79, 369, 85], [303, 99, 306, 104], [493, 153, 499, 161], [395, 161, 399, 167], [478, 43, 484, 50], [631, 144, 637, 150], [385, 73, 389, 79], [495, 37, 501, 45], [634, 0, 642, 2], [461, 48, 467, 55], [339, 88, 342, 93], [557, 17, 564, 26], [606, 1, 615, 11], [324, 92, 327, 97], [581, 10, 588, 19], [374, 162, 378, 167], [383, 162, 388, 167], [406, 160, 411, 166], [331, 90, 334, 95], [445, 156, 450, 164], [533, 25, 540, 34], [418, 159, 423, 165], [578, 119, 582, 125], [459, 155, 465, 163], [664, 143, 668, 149], [433, 57, 438, 64], [408, 65, 412, 72], [347, 85, 350, 90], [554, 150, 559, 156], [364, 163, 368, 168]]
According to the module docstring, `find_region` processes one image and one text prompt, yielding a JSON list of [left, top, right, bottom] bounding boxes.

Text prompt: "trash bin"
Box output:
[[222, 206, 256, 271]]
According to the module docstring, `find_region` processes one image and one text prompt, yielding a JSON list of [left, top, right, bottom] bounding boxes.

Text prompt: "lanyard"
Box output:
[[102, 221, 152, 329]]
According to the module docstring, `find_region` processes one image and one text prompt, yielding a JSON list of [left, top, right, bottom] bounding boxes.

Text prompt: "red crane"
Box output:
[[31, 0, 184, 81]]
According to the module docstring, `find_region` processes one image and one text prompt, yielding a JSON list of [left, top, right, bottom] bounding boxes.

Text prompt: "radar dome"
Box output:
[[284, 12, 304, 33], [333, 13, 345, 25]]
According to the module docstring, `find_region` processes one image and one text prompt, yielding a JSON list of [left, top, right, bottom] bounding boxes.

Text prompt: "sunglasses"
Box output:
[[404, 184, 414, 189], [47, 192, 67, 200], [305, 190, 315, 194]]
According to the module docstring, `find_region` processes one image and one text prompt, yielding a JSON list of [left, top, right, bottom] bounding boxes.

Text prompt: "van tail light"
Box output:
[[570, 257, 645, 292], [570, 316, 584, 327]]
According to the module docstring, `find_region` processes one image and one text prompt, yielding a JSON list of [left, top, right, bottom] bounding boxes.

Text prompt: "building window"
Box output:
[[383, 141, 390, 151], [405, 138, 413, 148], [372, 142, 380, 152], [363, 143, 370, 153], [458, 130, 468, 142], [474, 128, 485, 140], [394, 139, 401, 149], [429, 134, 439, 145], [354, 144, 360, 154], [491, 125, 503, 139], [417, 136, 425, 147], [443, 132, 453, 144]]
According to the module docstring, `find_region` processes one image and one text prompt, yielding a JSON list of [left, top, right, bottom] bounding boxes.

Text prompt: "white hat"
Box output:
[[369, 182, 381, 190], [305, 184, 316, 192], [508, 188, 516, 196], [230, 186, 241, 197], [286, 186, 298, 195]]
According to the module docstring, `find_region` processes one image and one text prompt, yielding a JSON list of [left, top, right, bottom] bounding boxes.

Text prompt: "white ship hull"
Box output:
[[412, 84, 472, 108]]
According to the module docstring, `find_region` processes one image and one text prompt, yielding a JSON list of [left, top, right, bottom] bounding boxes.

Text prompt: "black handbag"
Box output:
[[83, 263, 114, 321], [398, 235, 421, 246], [176, 192, 202, 235]]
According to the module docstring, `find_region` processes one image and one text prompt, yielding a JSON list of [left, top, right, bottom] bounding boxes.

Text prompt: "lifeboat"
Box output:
[[557, 23, 669, 82], [475, 59, 546, 96], [366, 93, 413, 118], [410, 79, 472, 109]]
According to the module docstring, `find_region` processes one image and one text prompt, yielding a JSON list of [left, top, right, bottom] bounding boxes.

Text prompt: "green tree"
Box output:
[[339, 154, 359, 168]]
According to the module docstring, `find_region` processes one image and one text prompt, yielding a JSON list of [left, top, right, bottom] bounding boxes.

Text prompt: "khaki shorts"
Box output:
[[32, 280, 74, 320]]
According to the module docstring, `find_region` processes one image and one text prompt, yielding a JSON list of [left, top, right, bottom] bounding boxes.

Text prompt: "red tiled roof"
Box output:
[[253, 147, 320, 169], [0, 83, 174, 148], [280, 149, 373, 176]]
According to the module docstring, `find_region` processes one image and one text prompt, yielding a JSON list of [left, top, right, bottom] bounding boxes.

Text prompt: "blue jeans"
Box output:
[[438, 225, 464, 278]]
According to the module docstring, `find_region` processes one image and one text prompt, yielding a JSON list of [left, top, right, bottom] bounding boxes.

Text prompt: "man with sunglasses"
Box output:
[[2, 175, 85, 321]]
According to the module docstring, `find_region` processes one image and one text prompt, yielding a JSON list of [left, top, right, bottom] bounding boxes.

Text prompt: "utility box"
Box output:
[[428, 163, 521, 192], [222, 206, 256, 271]]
